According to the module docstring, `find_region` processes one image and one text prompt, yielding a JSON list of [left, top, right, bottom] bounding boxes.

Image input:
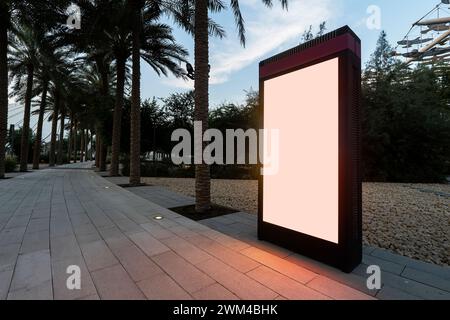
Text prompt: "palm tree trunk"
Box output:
[[33, 79, 48, 169], [95, 57, 109, 172], [95, 127, 100, 167], [19, 64, 34, 172], [80, 128, 85, 163], [110, 56, 126, 176], [100, 139, 107, 171], [129, 1, 143, 186], [67, 112, 73, 163], [57, 104, 65, 165], [194, 0, 211, 212], [73, 121, 77, 163], [49, 92, 60, 167], [0, 10, 8, 178], [85, 129, 89, 161]]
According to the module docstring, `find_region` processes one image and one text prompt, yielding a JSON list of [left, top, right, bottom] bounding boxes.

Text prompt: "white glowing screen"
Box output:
[[263, 57, 339, 244]]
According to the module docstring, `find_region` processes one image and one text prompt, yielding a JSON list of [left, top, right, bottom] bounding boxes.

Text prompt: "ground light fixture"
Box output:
[[153, 215, 164, 221], [258, 26, 362, 273]]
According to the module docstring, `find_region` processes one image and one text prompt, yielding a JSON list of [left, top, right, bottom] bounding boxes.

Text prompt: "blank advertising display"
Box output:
[[258, 26, 362, 272]]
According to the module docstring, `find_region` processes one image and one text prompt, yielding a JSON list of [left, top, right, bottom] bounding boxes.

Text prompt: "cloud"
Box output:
[[162, 76, 195, 90], [164, 0, 334, 88]]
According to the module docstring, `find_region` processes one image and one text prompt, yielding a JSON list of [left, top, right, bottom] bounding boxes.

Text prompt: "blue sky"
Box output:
[[140, 0, 444, 106], [7, 0, 447, 140]]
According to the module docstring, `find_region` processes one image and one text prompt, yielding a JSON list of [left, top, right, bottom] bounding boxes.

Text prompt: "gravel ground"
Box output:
[[142, 177, 449, 267]]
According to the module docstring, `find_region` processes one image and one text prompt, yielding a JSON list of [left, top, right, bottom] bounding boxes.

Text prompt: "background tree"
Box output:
[[362, 31, 450, 182], [161, 90, 195, 130]]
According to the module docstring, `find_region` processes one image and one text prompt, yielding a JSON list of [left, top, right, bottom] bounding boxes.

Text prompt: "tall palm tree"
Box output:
[[30, 38, 65, 169], [0, 3, 8, 178], [0, 0, 70, 177], [47, 55, 76, 167], [56, 101, 66, 165], [193, 0, 211, 212], [50, 0, 111, 171], [128, 1, 189, 185], [129, 0, 144, 186], [68, 0, 129, 174], [8, 24, 42, 172], [73, 118, 78, 163], [187, 0, 288, 212], [63, 1, 187, 178], [32, 73, 49, 169], [108, 1, 133, 177], [49, 88, 60, 167], [67, 110, 73, 162], [79, 58, 115, 169]]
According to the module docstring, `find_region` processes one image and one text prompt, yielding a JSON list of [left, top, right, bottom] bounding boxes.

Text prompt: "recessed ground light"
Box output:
[[104, 186, 110, 189], [153, 215, 164, 221]]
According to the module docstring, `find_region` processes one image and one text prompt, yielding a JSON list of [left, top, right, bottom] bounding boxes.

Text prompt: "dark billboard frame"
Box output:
[[258, 26, 362, 273]]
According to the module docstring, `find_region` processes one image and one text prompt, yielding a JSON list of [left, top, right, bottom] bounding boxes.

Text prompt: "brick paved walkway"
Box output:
[[0, 163, 448, 300]]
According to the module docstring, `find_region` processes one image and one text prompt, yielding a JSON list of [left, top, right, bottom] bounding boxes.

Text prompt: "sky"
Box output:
[[7, 0, 447, 141]]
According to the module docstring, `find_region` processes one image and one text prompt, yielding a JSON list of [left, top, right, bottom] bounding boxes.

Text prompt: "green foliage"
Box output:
[[209, 89, 259, 130], [120, 159, 257, 180], [5, 156, 17, 173], [362, 31, 450, 182], [7, 128, 35, 162], [120, 92, 195, 157], [161, 91, 195, 130]]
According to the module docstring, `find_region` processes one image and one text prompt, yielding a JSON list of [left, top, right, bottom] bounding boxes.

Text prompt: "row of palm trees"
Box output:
[[0, 0, 288, 213]]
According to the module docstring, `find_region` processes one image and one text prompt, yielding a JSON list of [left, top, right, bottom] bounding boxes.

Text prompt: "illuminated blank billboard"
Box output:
[[258, 26, 362, 272], [263, 58, 339, 244]]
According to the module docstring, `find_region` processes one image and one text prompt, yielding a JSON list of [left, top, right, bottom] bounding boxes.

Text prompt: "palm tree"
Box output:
[[31, 39, 65, 169], [62, 1, 187, 179], [67, 110, 73, 162], [107, 1, 133, 177], [56, 101, 66, 165], [32, 72, 49, 169], [129, 0, 144, 186], [193, 0, 211, 212], [0, 3, 8, 178], [68, 0, 129, 175], [128, 1, 189, 186], [49, 88, 60, 167], [8, 24, 43, 171], [169, 0, 288, 213], [0, 0, 70, 177], [47, 57, 76, 167]]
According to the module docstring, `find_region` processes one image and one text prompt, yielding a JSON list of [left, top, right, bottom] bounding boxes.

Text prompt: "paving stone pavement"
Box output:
[[101, 176, 195, 209], [0, 162, 449, 300]]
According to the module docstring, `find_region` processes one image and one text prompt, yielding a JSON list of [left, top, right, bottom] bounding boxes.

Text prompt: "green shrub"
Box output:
[[5, 156, 17, 173], [121, 158, 257, 179]]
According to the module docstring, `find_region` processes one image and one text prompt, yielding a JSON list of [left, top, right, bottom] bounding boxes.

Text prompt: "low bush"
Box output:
[[121, 157, 257, 180], [5, 156, 17, 173]]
